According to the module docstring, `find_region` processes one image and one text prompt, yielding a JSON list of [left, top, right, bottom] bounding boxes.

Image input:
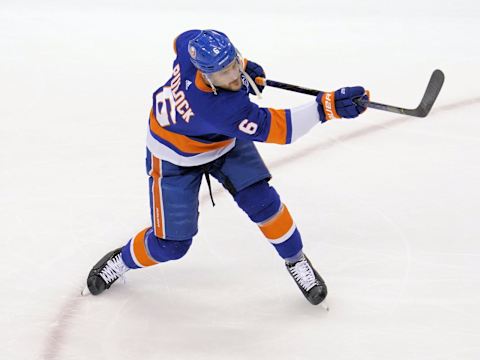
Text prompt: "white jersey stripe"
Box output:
[[290, 101, 321, 143], [147, 131, 236, 167]]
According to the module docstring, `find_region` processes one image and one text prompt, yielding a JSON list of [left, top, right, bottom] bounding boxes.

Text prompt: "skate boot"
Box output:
[[83, 247, 130, 296], [286, 254, 328, 305]]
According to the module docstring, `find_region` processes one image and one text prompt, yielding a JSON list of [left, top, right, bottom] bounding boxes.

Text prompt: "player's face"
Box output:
[[207, 59, 243, 91]]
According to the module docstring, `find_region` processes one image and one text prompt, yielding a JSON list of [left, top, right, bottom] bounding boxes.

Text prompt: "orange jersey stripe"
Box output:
[[266, 108, 288, 144], [132, 227, 158, 267], [259, 204, 294, 240], [150, 109, 233, 154], [151, 156, 164, 238]]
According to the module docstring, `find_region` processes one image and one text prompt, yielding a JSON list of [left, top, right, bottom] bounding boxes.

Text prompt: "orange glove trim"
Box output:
[[321, 91, 340, 120]]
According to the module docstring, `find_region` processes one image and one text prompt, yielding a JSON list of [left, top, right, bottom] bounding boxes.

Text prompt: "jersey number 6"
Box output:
[[155, 87, 176, 127], [238, 119, 258, 135]]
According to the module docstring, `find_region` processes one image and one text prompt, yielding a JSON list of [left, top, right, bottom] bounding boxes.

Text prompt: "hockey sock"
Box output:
[[121, 227, 192, 269], [234, 181, 303, 259], [284, 250, 304, 264]]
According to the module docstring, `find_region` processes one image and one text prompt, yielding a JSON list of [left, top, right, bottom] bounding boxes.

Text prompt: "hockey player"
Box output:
[[84, 29, 369, 305]]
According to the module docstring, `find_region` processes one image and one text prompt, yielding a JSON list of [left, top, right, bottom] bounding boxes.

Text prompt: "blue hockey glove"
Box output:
[[244, 60, 266, 94], [316, 86, 370, 123]]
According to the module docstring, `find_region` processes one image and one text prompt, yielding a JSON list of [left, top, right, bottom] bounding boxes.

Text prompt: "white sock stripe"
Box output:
[[256, 203, 284, 226], [143, 228, 157, 262], [269, 223, 297, 244], [129, 235, 144, 268]]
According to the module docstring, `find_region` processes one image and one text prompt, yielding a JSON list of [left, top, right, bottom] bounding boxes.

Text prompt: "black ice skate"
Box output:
[[82, 247, 130, 296], [286, 255, 328, 306]]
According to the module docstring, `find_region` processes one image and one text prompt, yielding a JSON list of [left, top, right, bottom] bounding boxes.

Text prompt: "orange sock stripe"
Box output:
[[151, 155, 165, 238], [132, 227, 158, 267], [258, 204, 295, 241]]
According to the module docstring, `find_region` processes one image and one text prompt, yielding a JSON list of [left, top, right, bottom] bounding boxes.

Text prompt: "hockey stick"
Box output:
[[256, 69, 445, 118]]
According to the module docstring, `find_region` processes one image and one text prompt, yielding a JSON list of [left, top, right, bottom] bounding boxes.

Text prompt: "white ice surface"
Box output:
[[1, 1, 480, 359]]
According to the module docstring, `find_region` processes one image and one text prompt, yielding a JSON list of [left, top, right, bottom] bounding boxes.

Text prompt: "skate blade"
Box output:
[[320, 302, 330, 312], [81, 286, 91, 296]]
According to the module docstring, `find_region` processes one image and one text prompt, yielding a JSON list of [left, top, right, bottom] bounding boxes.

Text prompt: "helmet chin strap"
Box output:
[[203, 75, 218, 95], [239, 67, 262, 99], [237, 52, 262, 99], [202, 52, 262, 98]]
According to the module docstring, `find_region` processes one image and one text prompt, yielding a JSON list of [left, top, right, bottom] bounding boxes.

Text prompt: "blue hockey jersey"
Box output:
[[146, 30, 320, 166]]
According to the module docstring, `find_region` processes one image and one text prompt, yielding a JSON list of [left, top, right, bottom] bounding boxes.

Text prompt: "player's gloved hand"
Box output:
[[244, 60, 265, 94], [316, 86, 369, 123]]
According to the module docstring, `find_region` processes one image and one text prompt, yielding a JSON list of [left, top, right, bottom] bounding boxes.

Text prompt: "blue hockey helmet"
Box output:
[[188, 30, 238, 74]]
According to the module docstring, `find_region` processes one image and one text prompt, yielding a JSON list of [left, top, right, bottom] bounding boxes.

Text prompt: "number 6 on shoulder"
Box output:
[[155, 87, 176, 127], [238, 119, 258, 135]]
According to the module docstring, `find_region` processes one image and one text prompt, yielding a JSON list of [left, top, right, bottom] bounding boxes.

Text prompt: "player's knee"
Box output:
[[233, 180, 281, 223], [147, 233, 192, 262]]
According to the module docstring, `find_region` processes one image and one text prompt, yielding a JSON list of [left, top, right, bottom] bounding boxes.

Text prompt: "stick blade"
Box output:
[[409, 69, 445, 117]]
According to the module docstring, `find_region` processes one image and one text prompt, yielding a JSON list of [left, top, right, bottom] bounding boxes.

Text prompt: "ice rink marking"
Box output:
[[42, 96, 480, 360]]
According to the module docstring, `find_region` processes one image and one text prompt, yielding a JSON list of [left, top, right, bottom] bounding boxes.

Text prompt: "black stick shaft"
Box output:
[[264, 79, 377, 109], [262, 70, 445, 118], [264, 79, 321, 96]]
